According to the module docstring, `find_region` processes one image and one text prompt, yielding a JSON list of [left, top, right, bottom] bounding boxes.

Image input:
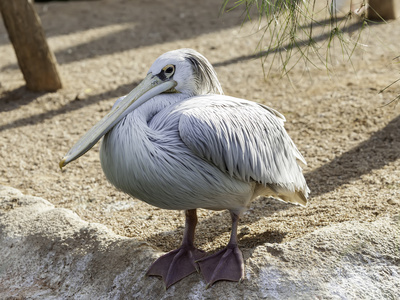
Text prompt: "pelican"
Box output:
[[60, 48, 309, 288]]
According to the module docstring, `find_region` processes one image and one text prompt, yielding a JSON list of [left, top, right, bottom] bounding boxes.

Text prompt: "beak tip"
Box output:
[[59, 158, 67, 169]]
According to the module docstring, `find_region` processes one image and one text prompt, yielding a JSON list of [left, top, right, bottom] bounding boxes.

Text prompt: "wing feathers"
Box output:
[[178, 96, 309, 202]]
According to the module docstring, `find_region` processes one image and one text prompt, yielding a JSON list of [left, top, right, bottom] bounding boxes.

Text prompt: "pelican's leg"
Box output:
[[197, 211, 244, 287], [146, 209, 206, 288]]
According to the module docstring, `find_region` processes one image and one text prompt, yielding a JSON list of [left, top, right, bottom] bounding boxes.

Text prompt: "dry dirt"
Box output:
[[0, 0, 399, 254]]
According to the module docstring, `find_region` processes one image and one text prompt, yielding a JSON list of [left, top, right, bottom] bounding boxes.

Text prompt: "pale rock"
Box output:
[[0, 185, 399, 299]]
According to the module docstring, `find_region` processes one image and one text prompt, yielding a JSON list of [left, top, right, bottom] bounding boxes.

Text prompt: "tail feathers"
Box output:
[[277, 190, 308, 207], [262, 184, 309, 207]]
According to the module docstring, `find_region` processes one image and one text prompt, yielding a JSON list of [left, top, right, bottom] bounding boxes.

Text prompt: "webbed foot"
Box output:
[[197, 244, 244, 287], [147, 245, 206, 289]]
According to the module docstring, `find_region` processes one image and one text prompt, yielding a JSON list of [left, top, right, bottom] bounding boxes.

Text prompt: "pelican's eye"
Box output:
[[163, 65, 175, 77]]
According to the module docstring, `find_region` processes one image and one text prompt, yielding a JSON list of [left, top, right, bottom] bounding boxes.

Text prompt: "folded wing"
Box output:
[[178, 96, 309, 205]]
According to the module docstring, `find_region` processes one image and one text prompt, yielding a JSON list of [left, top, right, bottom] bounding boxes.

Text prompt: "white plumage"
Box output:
[[60, 48, 309, 288], [101, 94, 308, 213]]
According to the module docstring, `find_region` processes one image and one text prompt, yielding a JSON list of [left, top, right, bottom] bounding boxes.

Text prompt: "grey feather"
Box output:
[[182, 49, 223, 95], [99, 48, 309, 214], [176, 95, 309, 200]]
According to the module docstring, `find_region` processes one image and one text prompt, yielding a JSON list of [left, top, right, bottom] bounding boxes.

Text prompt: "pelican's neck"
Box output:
[[135, 93, 189, 123], [101, 92, 189, 156], [148, 94, 184, 122], [99, 92, 189, 198]]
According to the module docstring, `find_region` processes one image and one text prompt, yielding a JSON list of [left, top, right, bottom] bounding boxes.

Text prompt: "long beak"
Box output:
[[59, 73, 177, 168]]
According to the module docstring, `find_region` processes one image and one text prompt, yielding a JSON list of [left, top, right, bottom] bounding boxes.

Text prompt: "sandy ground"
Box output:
[[0, 0, 399, 253]]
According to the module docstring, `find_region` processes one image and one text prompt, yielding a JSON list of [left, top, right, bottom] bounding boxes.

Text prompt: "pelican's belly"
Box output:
[[100, 113, 253, 212]]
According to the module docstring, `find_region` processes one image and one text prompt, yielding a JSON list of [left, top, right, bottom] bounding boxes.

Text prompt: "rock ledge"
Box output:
[[1, 185, 399, 299]]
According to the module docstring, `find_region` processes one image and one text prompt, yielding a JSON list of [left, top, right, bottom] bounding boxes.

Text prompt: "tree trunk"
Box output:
[[0, 0, 62, 92], [368, 0, 399, 20]]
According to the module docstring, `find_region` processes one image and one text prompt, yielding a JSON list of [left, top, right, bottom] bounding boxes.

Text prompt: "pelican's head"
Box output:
[[59, 48, 222, 168], [148, 48, 223, 96]]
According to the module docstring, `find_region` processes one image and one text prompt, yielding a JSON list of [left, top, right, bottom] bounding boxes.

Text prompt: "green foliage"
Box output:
[[220, 0, 369, 77]]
